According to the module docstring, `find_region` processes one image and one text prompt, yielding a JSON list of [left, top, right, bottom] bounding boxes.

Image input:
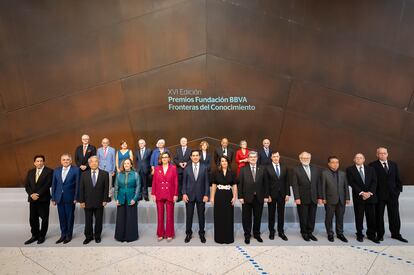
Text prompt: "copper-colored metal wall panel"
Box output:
[[0, 145, 22, 187], [0, 58, 27, 111]]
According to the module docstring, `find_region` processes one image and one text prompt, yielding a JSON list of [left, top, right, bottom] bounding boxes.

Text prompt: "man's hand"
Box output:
[[116, 200, 120, 206], [202, 196, 209, 203], [346, 200, 351, 205], [264, 198, 269, 203], [231, 197, 236, 205], [239, 198, 244, 204], [295, 199, 301, 205], [52, 201, 56, 206], [183, 194, 189, 203], [267, 197, 272, 203], [173, 196, 178, 202], [30, 193, 39, 201], [285, 195, 290, 202], [80, 165, 87, 171], [151, 195, 156, 201], [102, 202, 107, 207], [73, 200, 77, 204], [80, 203, 85, 208]]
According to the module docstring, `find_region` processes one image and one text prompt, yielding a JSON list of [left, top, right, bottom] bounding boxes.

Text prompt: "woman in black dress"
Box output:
[[210, 156, 238, 244]]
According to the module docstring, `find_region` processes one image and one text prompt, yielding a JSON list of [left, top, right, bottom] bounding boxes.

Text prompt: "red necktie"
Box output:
[[104, 148, 107, 158]]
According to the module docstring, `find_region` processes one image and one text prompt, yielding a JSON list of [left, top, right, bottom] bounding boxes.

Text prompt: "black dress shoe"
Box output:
[[378, 236, 384, 242], [368, 236, 380, 244], [337, 234, 348, 243], [328, 235, 334, 242], [37, 237, 45, 244], [95, 237, 101, 243], [24, 236, 38, 245], [83, 238, 93, 245], [184, 234, 192, 243], [56, 237, 65, 244], [269, 232, 275, 240], [254, 235, 263, 243], [63, 237, 72, 244], [392, 235, 408, 243], [356, 235, 364, 242], [309, 234, 318, 241], [278, 232, 288, 241], [302, 234, 310, 242], [199, 234, 206, 243], [244, 237, 250, 244]]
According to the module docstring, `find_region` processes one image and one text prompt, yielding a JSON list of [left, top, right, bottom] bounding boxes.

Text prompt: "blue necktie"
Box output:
[[275, 164, 280, 177], [92, 170, 97, 187]]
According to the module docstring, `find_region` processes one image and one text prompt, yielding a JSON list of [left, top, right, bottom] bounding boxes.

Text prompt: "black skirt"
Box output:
[[115, 204, 138, 242], [214, 189, 234, 244]]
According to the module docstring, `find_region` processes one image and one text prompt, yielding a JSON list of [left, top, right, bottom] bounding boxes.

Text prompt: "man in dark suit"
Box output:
[[238, 151, 269, 244], [174, 137, 191, 202], [135, 139, 152, 201], [320, 156, 350, 242], [214, 138, 235, 166], [75, 134, 97, 172], [24, 155, 53, 245], [265, 151, 289, 241], [257, 138, 272, 166], [182, 150, 210, 243], [51, 154, 81, 244], [369, 147, 407, 242], [291, 151, 321, 242], [346, 153, 379, 243], [78, 156, 109, 244]]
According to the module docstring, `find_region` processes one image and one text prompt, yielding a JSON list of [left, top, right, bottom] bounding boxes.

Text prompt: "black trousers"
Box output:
[[353, 199, 376, 238], [297, 203, 317, 235], [178, 173, 183, 197], [376, 198, 401, 238], [84, 207, 104, 239], [185, 200, 205, 235], [324, 203, 345, 236], [139, 171, 149, 198], [29, 201, 50, 238], [267, 196, 286, 234], [242, 196, 264, 238]]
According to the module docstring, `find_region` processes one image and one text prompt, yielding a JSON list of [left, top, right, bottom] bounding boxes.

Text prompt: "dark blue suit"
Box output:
[[52, 166, 80, 239], [135, 147, 152, 199], [182, 162, 210, 235]]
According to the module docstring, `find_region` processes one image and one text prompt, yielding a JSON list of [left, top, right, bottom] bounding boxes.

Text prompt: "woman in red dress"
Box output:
[[151, 152, 178, 241], [235, 140, 249, 176]]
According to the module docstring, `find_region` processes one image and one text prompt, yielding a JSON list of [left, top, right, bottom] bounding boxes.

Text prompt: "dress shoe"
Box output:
[[367, 236, 380, 244], [269, 232, 275, 240], [95, 237, 101, 243], [24, 236, 38, 245], [37, 237, 45, 244], [63, 237, 72, 244], [83, 238, 93, 245], [309, 234, 318, 241], [302, 234, 310, 242], [199, 234, 206, 243], [356, 235, 364, 242], [392, 235, 408, 243], [378, 236, 384, 242], [144, 196, 149, 201], [244, 237, 250, 244], [328, 235, 334, 242], [184, 233, 192, 243], [337, 234, 348, 243], [254, 235, 263, 243], [278, 232, 288, 241], [56, 237, 65, 244]]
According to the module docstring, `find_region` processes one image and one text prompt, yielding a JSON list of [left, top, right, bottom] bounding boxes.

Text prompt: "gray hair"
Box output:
[[88, 155, 99, 163], [248, 151, 258, 157], [61, 153, 72, 160]]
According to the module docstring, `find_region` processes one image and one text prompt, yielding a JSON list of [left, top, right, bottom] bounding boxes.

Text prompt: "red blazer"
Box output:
[[152, 164, 178, 201], [236, 149, 249, 175]]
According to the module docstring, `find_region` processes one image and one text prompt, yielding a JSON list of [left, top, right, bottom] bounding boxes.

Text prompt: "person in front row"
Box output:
[[51, 154, 80, 244], [320, 156, 350, 243], [79, 156, 109, 244], [265, 152, 290, 241], [152, 152, 178, 241], [24, 155, 53, 245], [291, 152, 321, 242], [114, 159, 141, 242], [238, 151, 268, 244], [182, 150, 210, 243], [346, 153, 379, 243]]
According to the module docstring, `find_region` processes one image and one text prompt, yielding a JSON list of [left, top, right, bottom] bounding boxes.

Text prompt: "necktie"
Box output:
[[275, 164, 280, 177], [359, 166, 365, 184], [265, 149, 269, 157], [62, 167, 68, 182], [83, 145, 87, 156], [304, 165, 311, 181], [140, 149, 144, 159], [182, 147, 186, 156], [92, 170, 97, 187], [35, 169, 41, 183], [194, 164, 198, 180], [223, 148, 227, 156], [252, 166, 256, 181], [383, 162, 389, 174], [104, 148, 107, 158]]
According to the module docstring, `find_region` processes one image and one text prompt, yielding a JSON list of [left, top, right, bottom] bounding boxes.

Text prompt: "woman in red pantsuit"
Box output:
[[235, 140, 249, 176], [151, 152, 178, 241]]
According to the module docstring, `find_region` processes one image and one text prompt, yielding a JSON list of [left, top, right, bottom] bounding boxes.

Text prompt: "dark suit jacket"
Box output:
[[173, 147, 192, 175], [291, 165, 321, 204], [182, 163, 210, 202], [25, 166, 53, 202], [75, 144, 97, 169], [257, 148, 272, 166], [369, 160, 402, 201], [265, 163, 290, 199], [238, 165, 268, 203], [320, 169, 350, 205], [214, 147, 235, 166], [200, 151, 212, 173], [135, 148, 152, 175], [78, 169, 109, 208], [52, 166, 81, 203], [346, 165, 377, 204]]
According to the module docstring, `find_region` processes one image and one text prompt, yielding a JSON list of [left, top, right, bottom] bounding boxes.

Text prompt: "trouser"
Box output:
[[139, 171, 150, 198], [29, 201, 50, 238], [242, 196, 264, 238], [84, 207, 104, 239], [156, 199, 175, 237], [297, 202, 317, 235], [185, 200, 205, 235], [376, 198, 401, 238], [353, 200, 376, 238], [324, 203, 345, 236], [267, 196, 286, 234], [57, 202, 75, 238]]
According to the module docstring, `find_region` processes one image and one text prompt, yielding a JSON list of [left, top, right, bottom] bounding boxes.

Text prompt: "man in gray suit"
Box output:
[[291, 151, 321, 241], [320, 156, 350, 242]]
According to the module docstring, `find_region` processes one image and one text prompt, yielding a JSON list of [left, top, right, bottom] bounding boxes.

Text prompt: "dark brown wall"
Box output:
[[1, 0, 413, 186]]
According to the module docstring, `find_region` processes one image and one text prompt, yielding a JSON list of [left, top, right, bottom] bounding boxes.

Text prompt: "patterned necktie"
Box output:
[[252, 166, 256, 181], [359, 167, 365, 184], [194, 164, 198, 180], [92, 170, 97, 187], [35, 169, 41, 183]]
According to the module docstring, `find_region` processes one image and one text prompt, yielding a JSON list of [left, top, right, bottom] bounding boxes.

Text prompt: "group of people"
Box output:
[[24, 135, 407, 245]]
